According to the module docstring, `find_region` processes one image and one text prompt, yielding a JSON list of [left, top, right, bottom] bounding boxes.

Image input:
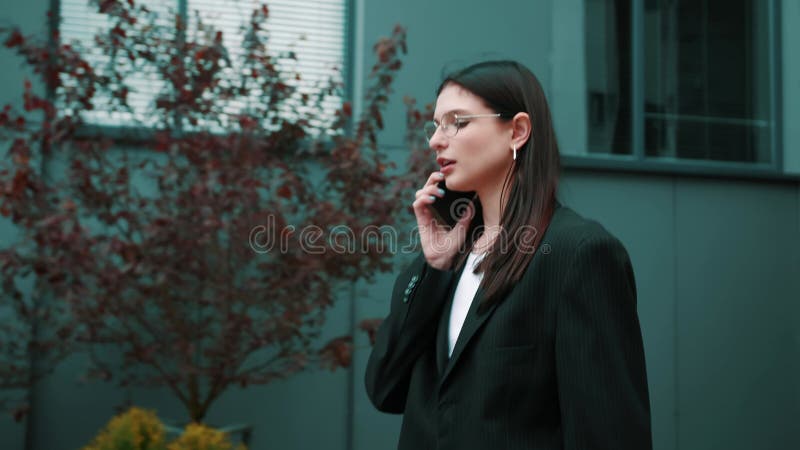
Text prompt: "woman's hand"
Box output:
[[412, 171, 474, 270]]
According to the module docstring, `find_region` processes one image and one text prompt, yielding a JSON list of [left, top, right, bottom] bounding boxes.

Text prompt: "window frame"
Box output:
[[567, 0, 796, 182]]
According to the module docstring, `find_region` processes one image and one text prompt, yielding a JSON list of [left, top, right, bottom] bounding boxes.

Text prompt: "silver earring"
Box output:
[[512, 144, 517, 161]]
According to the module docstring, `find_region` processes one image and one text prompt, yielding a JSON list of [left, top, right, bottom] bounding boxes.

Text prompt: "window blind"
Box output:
[[58, 0, 346, 130]]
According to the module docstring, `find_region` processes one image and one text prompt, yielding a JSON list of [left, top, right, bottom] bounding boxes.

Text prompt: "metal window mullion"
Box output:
[[769, 0, 783, 172], [702, 0, 710, 159], [172, 0, 188, 134], [631, 0, 645, 160], [179, 0, 188, 23], [48, 0, 61, 101], [342, 0, 355, 142], [343, 1, 356, 448]]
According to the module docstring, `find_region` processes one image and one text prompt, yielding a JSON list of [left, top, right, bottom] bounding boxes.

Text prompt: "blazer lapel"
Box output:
[[435, 293, 452, 376]]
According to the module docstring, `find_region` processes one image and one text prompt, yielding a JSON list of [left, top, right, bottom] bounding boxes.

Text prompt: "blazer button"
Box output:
[[403, 274, 420, 303]]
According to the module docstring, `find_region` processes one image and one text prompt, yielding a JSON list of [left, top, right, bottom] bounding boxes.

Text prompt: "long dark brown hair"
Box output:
[[439, 60, 561, 312]]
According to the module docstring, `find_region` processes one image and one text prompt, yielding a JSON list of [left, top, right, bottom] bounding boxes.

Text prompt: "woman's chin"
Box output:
[[443, 176, 459, 190], [445, 177, 472, 193]]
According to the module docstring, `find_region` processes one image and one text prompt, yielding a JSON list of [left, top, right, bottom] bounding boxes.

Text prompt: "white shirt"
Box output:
[[447, 251, 485, 357]]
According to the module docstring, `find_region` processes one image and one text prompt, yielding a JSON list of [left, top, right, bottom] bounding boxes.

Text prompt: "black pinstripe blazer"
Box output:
[[365, 202, 652, 450]]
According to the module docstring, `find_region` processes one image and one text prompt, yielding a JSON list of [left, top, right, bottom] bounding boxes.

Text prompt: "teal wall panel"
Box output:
[[29, 355, 126, 450], [782, 0, 800, 174], [675, 180, 800, 449], [1, 0, 56, 448]]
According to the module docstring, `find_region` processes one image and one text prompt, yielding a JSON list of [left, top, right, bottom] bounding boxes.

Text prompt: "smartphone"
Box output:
[[427, 181, 476, 229]]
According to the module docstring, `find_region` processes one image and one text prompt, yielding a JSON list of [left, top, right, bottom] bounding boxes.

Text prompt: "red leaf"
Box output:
[[9, 170, 31, 196], [319, 336, 353, 370], [4, 30, 24, 48], [358, 318, 384, 345], [111, 25, 126, 39], [98, 0, 116, 13]]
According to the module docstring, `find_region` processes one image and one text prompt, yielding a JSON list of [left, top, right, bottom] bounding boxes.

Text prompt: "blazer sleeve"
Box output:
[[555, 234, 653, 450], [364, 252, 454, 413]]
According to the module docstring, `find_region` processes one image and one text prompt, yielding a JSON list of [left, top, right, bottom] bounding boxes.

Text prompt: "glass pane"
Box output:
[[644, 0, 772, 163], [554, 0, 631, 156], [185, 0, 346, 134], [585, 0, 632, 155], [59, 0, 176, 128]]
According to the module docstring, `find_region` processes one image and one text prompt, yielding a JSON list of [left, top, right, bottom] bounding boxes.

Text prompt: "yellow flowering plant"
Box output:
[[82, 407, 167, 450], [84, 407, 247, 450]]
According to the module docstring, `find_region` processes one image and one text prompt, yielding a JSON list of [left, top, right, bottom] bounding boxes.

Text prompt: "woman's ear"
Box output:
[[510, 112, 532, 149]]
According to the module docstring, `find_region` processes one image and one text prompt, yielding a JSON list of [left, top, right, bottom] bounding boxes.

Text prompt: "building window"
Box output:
[[58, 0, 347, 131], [583, 0, 775, 165], [643, 0, 772, 163]]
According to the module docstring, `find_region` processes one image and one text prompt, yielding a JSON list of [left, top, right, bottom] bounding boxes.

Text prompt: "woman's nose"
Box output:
[[428, 127, 448, 150]]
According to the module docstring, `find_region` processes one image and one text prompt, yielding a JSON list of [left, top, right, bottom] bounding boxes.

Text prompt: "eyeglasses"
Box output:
[[423, 111, 505, 142]]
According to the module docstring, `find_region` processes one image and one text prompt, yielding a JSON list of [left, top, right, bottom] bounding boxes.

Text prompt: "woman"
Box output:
[[364, 60, 652, 449]]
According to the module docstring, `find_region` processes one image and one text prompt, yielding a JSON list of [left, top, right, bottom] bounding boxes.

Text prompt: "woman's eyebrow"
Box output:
[[433, 108, 469, 123]]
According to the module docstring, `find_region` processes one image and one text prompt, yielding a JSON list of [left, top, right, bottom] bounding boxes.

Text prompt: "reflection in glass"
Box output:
[[644, 0, 772, 163], [585, 0, 632, 155]]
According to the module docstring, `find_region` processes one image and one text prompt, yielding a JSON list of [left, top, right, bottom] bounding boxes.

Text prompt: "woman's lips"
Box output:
[[440, 162, 456, 174]]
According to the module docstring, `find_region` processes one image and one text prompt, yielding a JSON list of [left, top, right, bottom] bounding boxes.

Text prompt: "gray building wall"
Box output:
[[1, 1, 798, 450]]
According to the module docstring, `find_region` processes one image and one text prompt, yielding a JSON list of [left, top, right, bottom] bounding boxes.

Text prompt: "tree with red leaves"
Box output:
[[0, 0, 434, 423]]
